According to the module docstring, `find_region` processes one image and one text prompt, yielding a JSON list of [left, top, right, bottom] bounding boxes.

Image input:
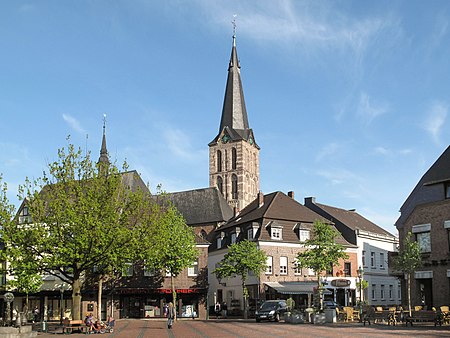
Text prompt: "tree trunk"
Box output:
[[97, 278, 103, 320], [242, 280, 248, 319], [171, 275, 177, 319], [72, 278, 82, 320], [317, 275, 323, 312], [407, 273, 412, 317]]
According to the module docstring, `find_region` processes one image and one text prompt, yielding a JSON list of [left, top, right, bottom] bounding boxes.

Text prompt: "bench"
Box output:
[[63, 319, 87, 334], [362, 307, 398, 326], [405, 310, 441, 326]]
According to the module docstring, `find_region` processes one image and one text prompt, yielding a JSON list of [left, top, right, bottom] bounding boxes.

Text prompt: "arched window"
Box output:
[[232, 174, 238, 199], [217, 150, 222, 172], [217, 176, 223, 194], [232, 147, 237, 170]]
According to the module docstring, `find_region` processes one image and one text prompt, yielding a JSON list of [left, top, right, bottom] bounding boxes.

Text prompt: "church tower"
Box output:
[[98, 114, 110, 166], [209, 32, 260, 211]]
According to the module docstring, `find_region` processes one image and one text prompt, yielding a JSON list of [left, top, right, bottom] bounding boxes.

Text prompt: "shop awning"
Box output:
[[264, 282, 318, 295]]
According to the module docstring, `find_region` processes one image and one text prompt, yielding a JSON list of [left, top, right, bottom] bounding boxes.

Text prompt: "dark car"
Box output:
[[255, 300, 287, 322], [323, 301, 340, 309]]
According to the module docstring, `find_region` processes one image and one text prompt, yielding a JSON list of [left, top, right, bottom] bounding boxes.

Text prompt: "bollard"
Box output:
[[41, 321, 47, 332], [16, 312, 22, 327]]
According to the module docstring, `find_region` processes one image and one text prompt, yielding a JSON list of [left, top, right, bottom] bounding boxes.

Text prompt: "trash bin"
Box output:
[[41, 321, 47, 332], [324, 308, 336, 323]]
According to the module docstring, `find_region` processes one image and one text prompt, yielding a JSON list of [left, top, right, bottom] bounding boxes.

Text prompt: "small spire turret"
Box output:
[[98, 114, 110, 165]]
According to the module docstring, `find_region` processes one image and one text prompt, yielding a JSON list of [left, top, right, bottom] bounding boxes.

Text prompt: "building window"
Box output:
[[200, 230, 207, 239], [122, 263, 134, 277], [232, 147, 237, 170], [446, 182, 450, 199], [217, 176, 223, 194], [416, 232, 431, 252], [380, 285, 385, 300], [217, 237, 222, 249], [144, 263, 156, 277], [231, 232, 237, 244], [188, 259, 199, 277], [344, 262, 351, 276], [299, 229, 310, 242], [379, 253, 385, 269], [217, 150, 222, 172], [389, 285, 393, 299], [231, 174, 238, 199], [247, 228, 253, 240], [280, 256, 288, 275], [294, 260, 302, 275], [448, 229, 450, 252], [371, 252, 376, 268], [266, 256, 273, 274], [372, 285, 376, 300], [362, 250, 366, 267], [271, 228, 282, 240]]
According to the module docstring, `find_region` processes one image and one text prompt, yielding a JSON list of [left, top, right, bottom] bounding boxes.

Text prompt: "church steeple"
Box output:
[[98, 114, 110, 165], [209, 28, 260, 211]]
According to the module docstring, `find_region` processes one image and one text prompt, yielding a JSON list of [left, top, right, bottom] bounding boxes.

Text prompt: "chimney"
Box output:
[[258, 191, 264, 207], [288, 191, 295, 199], [304, 197, 316, 205]]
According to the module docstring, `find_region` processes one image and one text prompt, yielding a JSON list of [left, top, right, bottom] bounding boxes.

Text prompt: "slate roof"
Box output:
[[422, 145, 450, 185], [209, 35, 258, 148], [309, 201, 395, 238], [167, 187, 233, 226]]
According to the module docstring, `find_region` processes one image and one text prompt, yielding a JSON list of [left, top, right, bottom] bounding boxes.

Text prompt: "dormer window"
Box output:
[[299, 229, 310, 242], [247, 228, 253, 240], [217, 237, 222, 249], [271, 228, 282, 240], [231, 232, 237, 244]]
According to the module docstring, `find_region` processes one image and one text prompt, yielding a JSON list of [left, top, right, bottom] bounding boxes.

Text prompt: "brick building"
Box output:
[[395, 146, 450, 308]]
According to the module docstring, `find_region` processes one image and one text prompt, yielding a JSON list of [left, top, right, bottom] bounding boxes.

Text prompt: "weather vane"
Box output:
[[232, 14, 237, 37]]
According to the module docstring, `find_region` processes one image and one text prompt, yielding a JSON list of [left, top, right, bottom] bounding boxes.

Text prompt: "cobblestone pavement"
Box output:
[[34, 319, 450, 338]]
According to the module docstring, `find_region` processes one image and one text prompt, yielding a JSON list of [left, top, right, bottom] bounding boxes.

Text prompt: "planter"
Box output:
[[324, 308, 336, 323], [312, 313, 326, 325]]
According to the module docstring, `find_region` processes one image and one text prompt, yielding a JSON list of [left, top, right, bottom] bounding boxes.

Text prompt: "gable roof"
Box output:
[[422, 145, 450, 186], [222, 191, 329, 230], [167, 187, 233, 226], [308, 200, 395, 238]]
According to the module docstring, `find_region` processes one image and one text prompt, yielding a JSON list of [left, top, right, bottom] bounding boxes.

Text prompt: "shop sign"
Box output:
[[331, 279, 351, 287], [157, 288, 201, 294]]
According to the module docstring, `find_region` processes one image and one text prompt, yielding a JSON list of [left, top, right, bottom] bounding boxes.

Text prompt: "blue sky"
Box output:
[[2, 0, 450, 236]]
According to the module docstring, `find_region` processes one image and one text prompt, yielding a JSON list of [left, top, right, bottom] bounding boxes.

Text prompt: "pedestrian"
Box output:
[[33, 306, 39, 323], [222, 301, 228, 318], [167, 302, 175, 329], [215, 301, 221, 319]]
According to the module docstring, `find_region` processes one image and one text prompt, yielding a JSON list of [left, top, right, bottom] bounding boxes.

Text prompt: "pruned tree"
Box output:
[[1, 140, 156, 320], [213, 240, 267, 319], [392, 231, 421, 317], [140, 200, 198, 314], [296, 220, 348, 312]]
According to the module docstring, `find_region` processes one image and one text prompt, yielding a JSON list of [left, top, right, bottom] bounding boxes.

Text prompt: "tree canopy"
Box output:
[[296, 220, 348, 311], [1, 141, 158, 320], [213, 240, 267, 318]]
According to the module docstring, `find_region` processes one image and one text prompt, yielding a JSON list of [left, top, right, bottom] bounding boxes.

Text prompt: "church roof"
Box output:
[[209, 35, 258, 148], [167, 187, 233, 226]]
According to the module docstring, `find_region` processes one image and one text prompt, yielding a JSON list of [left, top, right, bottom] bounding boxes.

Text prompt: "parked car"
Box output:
[[255, 300, 287, 322]]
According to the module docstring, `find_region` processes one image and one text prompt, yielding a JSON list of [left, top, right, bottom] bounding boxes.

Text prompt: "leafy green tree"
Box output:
[[140, 200, 198, 312], [1, 141, 155, 320], [213, 240, 267, 319], [296, 221, 348, 312], [393, 231, 422, 316]]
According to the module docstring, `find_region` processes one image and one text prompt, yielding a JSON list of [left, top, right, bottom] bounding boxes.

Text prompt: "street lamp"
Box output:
[[357, 266, 364, 323], [58, 283, 66, 325]]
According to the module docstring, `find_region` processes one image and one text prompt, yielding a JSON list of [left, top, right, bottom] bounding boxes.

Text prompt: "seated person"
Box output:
[[92, 320, 102, 334], [106, 316, 115, 328], [84, 313, 94, 332]]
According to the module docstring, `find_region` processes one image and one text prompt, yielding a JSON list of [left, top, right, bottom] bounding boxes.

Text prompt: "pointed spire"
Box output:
[[98, 114, 110, 165], [218, 28, 249, 136]]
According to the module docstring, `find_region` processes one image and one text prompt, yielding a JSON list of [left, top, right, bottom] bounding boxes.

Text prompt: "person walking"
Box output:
[[222, 301, 228, 319], [215, 301, 221, 319], [167, 302, 176, 329]]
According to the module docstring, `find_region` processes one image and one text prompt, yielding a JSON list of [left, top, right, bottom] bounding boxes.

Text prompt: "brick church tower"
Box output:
[[209, 33, 260, 211]]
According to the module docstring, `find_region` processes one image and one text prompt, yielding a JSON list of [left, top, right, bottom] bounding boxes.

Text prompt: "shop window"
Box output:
[[280, 256, 288, 275], [266, 256, 273, 274], [188, 259, 198, 277]]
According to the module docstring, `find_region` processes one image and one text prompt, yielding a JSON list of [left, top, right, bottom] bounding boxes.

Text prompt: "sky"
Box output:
[[2, 0, 450, 236]]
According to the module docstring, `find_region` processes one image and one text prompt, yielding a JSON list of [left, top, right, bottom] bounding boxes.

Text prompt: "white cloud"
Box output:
[[357, 92, 388, 124], [424, 101, 448, 144], [62, 114, 86, 134], [316, 142, 342, 162], [374, 146, 389, 156], [317, 168, 360, 186]]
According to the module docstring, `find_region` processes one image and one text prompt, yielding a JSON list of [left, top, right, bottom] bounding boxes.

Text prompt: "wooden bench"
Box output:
[[405, 310, 441, 326], [63, 319, 87, 334]]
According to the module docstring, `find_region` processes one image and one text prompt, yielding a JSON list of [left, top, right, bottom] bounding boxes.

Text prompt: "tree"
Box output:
[[392, 231, 421, 316], [140, 200, 198, 313], [296, 221, 348, 312], [213, 240, 267, 319], [1, 141, 155, 320]]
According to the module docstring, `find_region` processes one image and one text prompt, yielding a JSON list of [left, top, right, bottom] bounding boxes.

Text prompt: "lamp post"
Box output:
[[357, 266, 364, 323]]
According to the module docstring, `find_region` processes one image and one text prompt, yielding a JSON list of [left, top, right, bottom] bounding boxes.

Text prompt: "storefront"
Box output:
[[322, 277, 357, 307]]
